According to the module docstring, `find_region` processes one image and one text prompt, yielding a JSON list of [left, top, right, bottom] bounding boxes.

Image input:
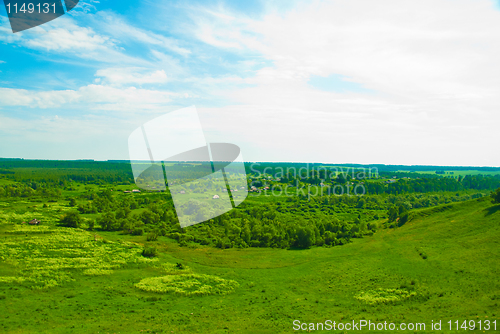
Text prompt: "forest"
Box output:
[[0, 159, 497, 250]]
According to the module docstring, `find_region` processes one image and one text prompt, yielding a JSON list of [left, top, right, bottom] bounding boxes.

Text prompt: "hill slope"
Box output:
[[0, 197, 499, 333]]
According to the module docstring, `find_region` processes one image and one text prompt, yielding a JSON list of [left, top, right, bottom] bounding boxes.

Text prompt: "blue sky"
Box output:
[[1, 0, 500, 166]]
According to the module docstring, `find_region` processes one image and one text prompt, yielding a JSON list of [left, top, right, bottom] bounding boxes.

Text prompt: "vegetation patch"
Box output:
[[0, 224, 157, 288], [82, 268, 114, 276], [355, 288, 417, 305], [157, 262, 193, 274], [135, 273, 239, 296]]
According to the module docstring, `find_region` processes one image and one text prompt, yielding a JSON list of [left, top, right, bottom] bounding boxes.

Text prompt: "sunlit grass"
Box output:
[[135, 273, 239, 296], [355, 288, 417, 305], [0, 223, 157, 288]]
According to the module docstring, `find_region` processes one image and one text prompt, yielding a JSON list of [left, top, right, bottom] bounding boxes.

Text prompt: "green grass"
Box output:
[[0, 197, 499, 333], [0, 224, 158, 289]]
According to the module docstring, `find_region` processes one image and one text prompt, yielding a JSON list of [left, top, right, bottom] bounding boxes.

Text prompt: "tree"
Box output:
[[399, 212, 409, 226], [296, 226, 315, 248], [69, 198, 77, 207], [388, 206, 398, 222], [140, 209, 160, 225], [98, 212, 118, 231], [492, 188, 500, 204], [60, 211, 82, 228]]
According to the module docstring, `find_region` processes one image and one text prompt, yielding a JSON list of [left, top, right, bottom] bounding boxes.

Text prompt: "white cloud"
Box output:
[[94, 12, 191, 56], [184, 0, 500, 166], [95, 68, 168, 86], [25, 21, 115, 52], [0, 88, 79, 109], [0, 85, 182, 110], [184, 0, 500, 103], [0, 16, 23, 43], [0, 113, 133, 160], [0, 61, 5, 64], [0, 14, 151, 66], [0, 15, 151, 65]]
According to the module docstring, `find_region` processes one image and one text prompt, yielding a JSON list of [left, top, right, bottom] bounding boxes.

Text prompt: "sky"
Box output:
[[0, 0, 499, 166]]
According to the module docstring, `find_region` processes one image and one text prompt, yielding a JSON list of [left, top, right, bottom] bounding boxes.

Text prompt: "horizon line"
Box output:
[[1, 157, 500, 169]]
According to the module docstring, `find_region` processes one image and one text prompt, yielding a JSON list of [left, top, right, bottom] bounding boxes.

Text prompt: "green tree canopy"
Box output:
[[60, 211, 82, 228], [492, 188, 500, 204]]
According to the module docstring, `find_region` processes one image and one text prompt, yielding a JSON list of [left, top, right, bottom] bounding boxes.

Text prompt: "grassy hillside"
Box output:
[[0, 197, 499, 333]]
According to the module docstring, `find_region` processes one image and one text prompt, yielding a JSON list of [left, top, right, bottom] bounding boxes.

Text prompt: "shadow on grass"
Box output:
[[287, 246, 310, 251], [484, 204, 500, 216]]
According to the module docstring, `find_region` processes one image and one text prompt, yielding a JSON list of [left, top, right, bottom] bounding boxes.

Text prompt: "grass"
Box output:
[[354, 288, 417, 305], [0, 197, 499, 333], [135, 274, 239, 296], [0, 223, 158, 289]]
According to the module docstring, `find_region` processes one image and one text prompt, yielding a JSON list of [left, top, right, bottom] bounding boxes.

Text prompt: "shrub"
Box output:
[[142, 247, 158, 258], [146, 232, 158, 241], [132, 228, 144, 236], [59, 211, 82, 228], [157, 262, 192, 274]]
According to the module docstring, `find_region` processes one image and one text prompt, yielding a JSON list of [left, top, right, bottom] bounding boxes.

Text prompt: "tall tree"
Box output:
[[492, 188, 500, 204]]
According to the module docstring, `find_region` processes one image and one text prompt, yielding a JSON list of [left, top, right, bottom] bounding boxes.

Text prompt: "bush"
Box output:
[[142, 247, 158, 258], [146, 232, 158, 241], [132, 228, 144, 236], [59, 211, 82, 228]]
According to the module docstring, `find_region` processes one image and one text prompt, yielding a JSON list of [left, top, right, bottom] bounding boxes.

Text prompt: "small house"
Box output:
[[212, 195, 220, 199], [132, 189, 141, 193]]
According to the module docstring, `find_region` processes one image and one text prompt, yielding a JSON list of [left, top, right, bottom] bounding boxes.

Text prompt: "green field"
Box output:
[[1, 196, 499, 333]]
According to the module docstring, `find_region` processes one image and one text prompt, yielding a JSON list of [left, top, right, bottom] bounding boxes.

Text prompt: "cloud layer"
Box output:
[[0, 0, 499, 165]]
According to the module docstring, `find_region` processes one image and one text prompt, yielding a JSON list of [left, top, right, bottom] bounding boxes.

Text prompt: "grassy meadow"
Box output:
[[1, 195, 499, 333]]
